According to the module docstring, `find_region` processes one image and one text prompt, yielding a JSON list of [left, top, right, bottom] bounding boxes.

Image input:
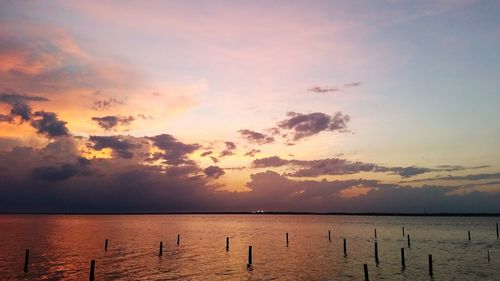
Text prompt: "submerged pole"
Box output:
[[343, 238, 347, 257], [226, 237, 229, 251], [497, 223, 499, 239], [363, 264, 369, 281], [401, 248, 405, 268], [177, 234, 180, 245], [328, 230, 331, 242], [248, 246, 253, 266], [402, 227, 405, 237], [487, 250, 491, 263], [468, 230, 471, 240], [286, 232, 289, 246], [374, 228, 377, 239], [89, 260, 95, 281], [159, 242, 163, 256], [407, 234, 411, 248], [105, 239, 108, 251], [23, 249, 29, 273], [374, 241, 379, 264], [428, 254, 433, 276]]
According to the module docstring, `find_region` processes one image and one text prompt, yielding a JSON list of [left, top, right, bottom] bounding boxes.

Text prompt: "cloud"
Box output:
[[401, 172, 500, 183], [89, 135, 140, 159], [308, 86, 341, 93], [274, 112, 350, 141], [245, 149, 261, 157], [31, 158, 91, 182], [92, 97, 125, 111], [219, 141, 237, 157], [92, 115, 135, 130], [344, 82, 362, 87], [239, 129, 275, 144], [148, 134, 200, 165], [200, 151, 213, 157], [253, 156, 291, 168], [210, 156, 219, 163], [0, 91, 48, 122], [203, 165, 225, 179], [30, 111, 69, 138]]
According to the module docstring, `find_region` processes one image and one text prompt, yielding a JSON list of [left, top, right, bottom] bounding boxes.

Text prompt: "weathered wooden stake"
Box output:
[[407, 234, 411, 248], [248, 246, 253, 266], [374, 228, 377, 239], [487, 250, 490, 263], [468, 230, 471, 240], [104, 239, 108, 251], [177, 234, 180, 245], [286, 232, 289, 246], [328, 230, 331, 242], [159, 242, 163, 256], [343, 238, 347, 257], [401, 248, 405, 268], [496, 223, 499, 239], [23, 249, 29, 273], [402, 226, 405, 237], [89, 259, 95, 281], [363, 263, 369, 281], [226, 237, 229, 251], [428, 254, 433, 276], [374, 241, 379, 264]]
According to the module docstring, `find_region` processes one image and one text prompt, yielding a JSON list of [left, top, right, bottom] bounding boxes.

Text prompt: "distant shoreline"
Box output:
[[1, 212, 500, 217]]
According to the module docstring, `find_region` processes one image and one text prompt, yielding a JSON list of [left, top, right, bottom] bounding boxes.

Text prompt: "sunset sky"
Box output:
[[1, 0, 500, 212]]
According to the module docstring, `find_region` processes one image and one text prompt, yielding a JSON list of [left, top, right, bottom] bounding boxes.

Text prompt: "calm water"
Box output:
[[0, 215, 499, 280]]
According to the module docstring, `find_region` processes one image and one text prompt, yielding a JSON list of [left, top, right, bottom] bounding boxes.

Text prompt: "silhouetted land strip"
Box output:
[[2, 211, 500, 216]]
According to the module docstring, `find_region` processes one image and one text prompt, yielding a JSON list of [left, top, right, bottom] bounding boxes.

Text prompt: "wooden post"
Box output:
[[89, 259, 95, 281], [407, 234, 411, 248], [428, 254, 433, 276], [374, 228, 377, 239], [343, 238, 347, 257], [104, 239, 108, 251], [468, 230, 471, 240], [487, 250, 490, 263], [374, 241, 379, 264], [248, 246, 253, 266], [363, 264, 369, 281], [401, 248, 405, 268], [402, 227, 405, 237], [177, 234, 180, 245], [328, 230, 331, 242], [159, 242, 163, 256], [496, 223, 499, 239], [23, 249, 29, 273], [286, 232, 289, 246], [226, 237, 229, 251]]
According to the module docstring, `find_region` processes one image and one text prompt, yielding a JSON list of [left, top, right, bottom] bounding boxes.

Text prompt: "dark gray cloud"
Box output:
[[210, 156, 219, 163], [308, 86, 341, 93], [148, 134, 200, 165], [245, 149, 261, 157], [89, 136, 140, 159], [219, 141, 237, 157], [30, 111, 69, 138], [239, 129, 274, 144], [200, 151, 213, 157], [252, 156, 489, 179], [0, 91, 48, 122], [401, 172, 500, 183], [204, 165, 225, 179], [92, 115, 135, 130], [274, 112, 350, 141], [31, 158, 92, 182], [92, 97, 125, 111]]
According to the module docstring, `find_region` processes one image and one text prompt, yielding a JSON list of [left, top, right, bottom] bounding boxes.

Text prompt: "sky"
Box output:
[[1, 0, 500, 213]]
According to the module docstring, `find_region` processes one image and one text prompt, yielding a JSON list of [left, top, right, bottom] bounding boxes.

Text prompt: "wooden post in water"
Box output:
[[89, 260, 95, 281], [177, 234, 180, 245], [407, 234, 411, 248], [402, 227, 405, 237], [374, 228, 377, 239], [159, 242, 163, 256], [248, 246, 253, 266], [328, 230, 331, 242], [496, 223, 499, 239], [401, 248, 405, 268], [226, 237, 229, 251], [363, 264, 369, 281], [286, 232, 289, 246], [468, 230, 471, 240], [23, 249, 29, 273], [343, 238, 347, 257], [428, 254, 433, 276], [487, 250, 490, 263], [104, 239, 108, 251], [374, 241, 379, 264]]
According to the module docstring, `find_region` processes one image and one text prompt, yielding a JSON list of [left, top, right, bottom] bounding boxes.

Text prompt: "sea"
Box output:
[[0, 214, 499, 280]]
